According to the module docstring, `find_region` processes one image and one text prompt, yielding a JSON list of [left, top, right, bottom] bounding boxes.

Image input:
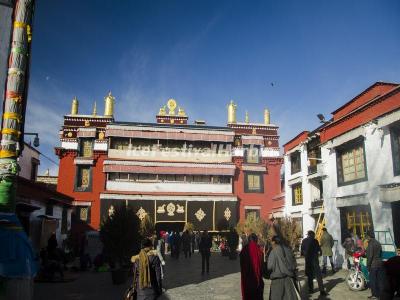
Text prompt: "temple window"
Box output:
[[76, 166, 91, 191], [111, 137, 130, 150], [79, 138, 94, 157], [390, 123, 400, 176], [290, 151, 301, 174], [244, 172, 264, 193], [76, 206, 91, 223], [292, 183, 303, 205], [336, 138, 367, 186], [245, 208, 260, 220], [244, 145, 261, 164]]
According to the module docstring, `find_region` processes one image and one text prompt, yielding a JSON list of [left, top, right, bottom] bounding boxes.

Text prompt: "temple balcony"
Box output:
[[108, 147, 232, 163], [106, 180, 232, 194]]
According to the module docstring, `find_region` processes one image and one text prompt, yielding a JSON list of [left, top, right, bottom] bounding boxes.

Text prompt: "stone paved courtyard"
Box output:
[[34, 252, 370, 300]]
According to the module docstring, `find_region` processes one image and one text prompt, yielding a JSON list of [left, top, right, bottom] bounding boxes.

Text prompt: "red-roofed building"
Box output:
[[283, 81, 400, 263], [55, 96, 283, 231]]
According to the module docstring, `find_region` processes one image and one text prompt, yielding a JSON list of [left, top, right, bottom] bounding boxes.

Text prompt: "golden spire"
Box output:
[[264, 108, 270, 125], [104, 91, 115, 117], [245, 110, 249, 123], [71, 96, 79, 115], [92, 101, 97, 116], [227, 100, 237, 123]]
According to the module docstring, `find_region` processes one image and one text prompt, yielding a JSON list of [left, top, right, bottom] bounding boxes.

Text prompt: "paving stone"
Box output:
[[34, 252, 371, 300]]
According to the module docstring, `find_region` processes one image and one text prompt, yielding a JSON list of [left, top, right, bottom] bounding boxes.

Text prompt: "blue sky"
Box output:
[[25, 0, 400, 175]]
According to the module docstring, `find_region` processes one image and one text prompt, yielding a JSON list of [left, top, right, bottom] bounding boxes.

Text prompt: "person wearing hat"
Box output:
[[131, 239, 163, 300], [365, 230, 384, 300], [301, 230, 327, 296]]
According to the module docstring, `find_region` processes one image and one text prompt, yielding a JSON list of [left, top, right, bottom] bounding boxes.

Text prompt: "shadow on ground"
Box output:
[[162, 252, 240, 290]]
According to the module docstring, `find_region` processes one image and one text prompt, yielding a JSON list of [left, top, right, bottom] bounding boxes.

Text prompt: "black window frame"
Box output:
[[74, 165, 93, 192], [244, 171, 264, 193], [76, 206, 91, 224], [336, 137, 368, 187], [244, 145, 261, 164], [291, 182, 303, 206], [245, 208, 260, 220], [390, 124, 400, 176], [290, 151, 301, 174]]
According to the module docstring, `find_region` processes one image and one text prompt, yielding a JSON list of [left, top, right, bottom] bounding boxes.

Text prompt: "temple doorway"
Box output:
[[155, 222, 185, 233], [392, 201, 400, 247]]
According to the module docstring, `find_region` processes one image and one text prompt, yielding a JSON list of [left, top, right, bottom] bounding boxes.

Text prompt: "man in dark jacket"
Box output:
[[366, 230, 384, 299], [181, 230, 191, 258], [301, 231, 327, 296], [199, 230, 212, 274]]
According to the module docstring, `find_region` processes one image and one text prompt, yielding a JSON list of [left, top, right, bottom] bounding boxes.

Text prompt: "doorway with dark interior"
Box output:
[[155, 221, 185, 234], [391, 201, 400, 248]]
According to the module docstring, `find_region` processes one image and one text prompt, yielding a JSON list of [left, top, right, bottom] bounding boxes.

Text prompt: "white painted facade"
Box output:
[[18, 143, 40, 180], [284, 142, 323, 238], [322, 113, 400, 263], [106, 180, 232, 194]]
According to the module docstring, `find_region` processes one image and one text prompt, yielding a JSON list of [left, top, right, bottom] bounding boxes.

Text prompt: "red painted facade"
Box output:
[[233, 157, 283, 221], [332, 82, 398, 120], [283, 131, 309, 153], [321, 85, 400, 143], [56, 101, 283, 229]]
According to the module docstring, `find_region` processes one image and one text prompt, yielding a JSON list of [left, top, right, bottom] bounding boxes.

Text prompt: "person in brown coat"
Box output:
[[319, 228, 335, 274]]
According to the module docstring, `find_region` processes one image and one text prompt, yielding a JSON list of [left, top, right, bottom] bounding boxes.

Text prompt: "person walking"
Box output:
[[365, 230, 385, 300], [301, 230, 327, 296], [199, 230, 212, 275], [239, 233, 264, 300], [175, 231, 181, 259], [267, 235, 299, 300], [190, 231, 195, 254], [227, 227, 239, 260], [131, 239, 163, 300], [320, 228, 335, 275], [182, 230, 191, 258]]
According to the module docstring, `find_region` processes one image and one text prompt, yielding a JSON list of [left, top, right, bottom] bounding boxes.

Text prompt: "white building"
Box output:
[[283, 82, 400, 266], [16, 142, 73, 251], [283, 130, 325, 238]]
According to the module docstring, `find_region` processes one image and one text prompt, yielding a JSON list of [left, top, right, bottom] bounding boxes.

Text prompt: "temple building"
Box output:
[[56, 94, 283, 231]]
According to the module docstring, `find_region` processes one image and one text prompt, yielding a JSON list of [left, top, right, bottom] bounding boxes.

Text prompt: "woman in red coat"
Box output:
[[240, 233, 264, 300]]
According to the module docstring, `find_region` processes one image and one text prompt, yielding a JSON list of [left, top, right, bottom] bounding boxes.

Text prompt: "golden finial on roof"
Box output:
[[158, 105, 166, 116], [92, 101, 97, 116], [264, 108, 270, 125], [178, 107, 186, 117], [245, 110, 249, 123], [227, 100, 237, 123], [104, 91, 115, 117], [71, 96, 79, 115]]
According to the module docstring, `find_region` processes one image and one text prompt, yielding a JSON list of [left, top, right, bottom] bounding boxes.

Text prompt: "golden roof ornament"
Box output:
[[71, 96, 79, 115], [92, 101, 97, 116], [158, 105, 167, 116], [227, 100, 237, 123], [167, 98, 177, 115], [245, 111, 249, 123], [264, 108, 270, 125], [178, 107, 186, 117], [104, 91, 115, 117]]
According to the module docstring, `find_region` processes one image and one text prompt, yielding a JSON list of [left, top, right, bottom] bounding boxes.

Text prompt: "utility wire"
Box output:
[[40, 152, 59, 166]]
